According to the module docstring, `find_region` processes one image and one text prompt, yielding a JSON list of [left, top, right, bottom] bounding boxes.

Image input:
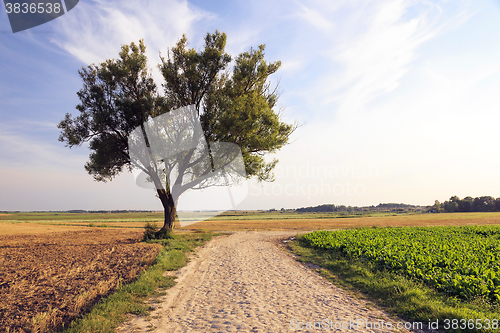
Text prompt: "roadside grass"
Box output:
[[289, 234, 500, 333], [62, 231, 215, 333]]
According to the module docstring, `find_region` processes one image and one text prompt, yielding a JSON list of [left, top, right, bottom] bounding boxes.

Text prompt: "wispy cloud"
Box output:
[[22, 0, 493, 210], [338, 1, 479, 115], [277, 0, 476, 120], [51, 0, 215, 83], [332, 1, 436, 114], [295, 4, 333, 31], [240, 0, 500, 207]]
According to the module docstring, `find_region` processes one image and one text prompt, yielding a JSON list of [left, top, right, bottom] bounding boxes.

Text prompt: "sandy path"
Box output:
[[117, 232, 417, 332]]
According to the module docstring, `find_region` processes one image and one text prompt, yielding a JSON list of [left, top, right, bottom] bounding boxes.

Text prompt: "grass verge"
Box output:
[[289, 234, 500, 333], [62, 231, 215, 333]]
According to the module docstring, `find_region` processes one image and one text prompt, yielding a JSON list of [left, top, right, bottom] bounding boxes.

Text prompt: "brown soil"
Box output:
[[0, 229, 162, 333]]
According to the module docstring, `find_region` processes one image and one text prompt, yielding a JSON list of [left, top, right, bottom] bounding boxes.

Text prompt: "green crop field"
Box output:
[[303, 226, 500, 304]]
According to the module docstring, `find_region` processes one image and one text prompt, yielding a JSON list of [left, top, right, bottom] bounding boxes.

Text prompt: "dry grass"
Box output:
[[7, 212, 500, 233], [181, 212, 500, 231], [0, 222, 89, 235]]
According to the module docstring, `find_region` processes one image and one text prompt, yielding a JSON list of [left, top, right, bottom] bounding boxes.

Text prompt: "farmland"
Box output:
[[186, 211, 500, 231], [303, 226, 500, 303], [3, 211, 500, 231], [0, 228, 161, 332], [2, 211, 500, 332]]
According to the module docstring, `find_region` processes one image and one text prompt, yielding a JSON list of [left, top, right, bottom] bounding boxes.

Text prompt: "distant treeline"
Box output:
[[295, 203, 422, 213], [432, 196, 500, 213], [295, 196, 500, 215]]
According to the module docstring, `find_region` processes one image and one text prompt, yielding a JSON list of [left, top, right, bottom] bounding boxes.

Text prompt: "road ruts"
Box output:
[[117, 231, 417, 333]]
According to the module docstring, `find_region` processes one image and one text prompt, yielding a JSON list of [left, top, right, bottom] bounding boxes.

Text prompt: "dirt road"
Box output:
[[117, 231, 416, 332]]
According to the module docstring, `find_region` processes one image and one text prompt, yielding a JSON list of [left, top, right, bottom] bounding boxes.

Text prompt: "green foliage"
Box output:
[[58, 32, 295, 230], [290, 236, 499, 333], [59, 31, 294, 186], [158, 31, 231, 112], [160, 32, 295, 182], [154, 227, 173, 240], [295, 202, 424, 214], [303, 226, 500, 304], [437, 196, 500, 213], [58, 40, 161, 182], [142, 222, 158, 241], [209, 46, 292, 181], [142, 222, 173, 240]]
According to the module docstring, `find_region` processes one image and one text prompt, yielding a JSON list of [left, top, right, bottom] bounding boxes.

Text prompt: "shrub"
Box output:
[[142, 222, 173, 241], [142, 222, 158, 241]]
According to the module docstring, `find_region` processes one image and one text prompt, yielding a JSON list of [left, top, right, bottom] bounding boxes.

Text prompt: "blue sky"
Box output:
[[1, 0, 500, 211]]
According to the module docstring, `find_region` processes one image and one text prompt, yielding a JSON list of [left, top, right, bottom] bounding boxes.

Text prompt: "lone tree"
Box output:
[[58, 31, 294, 234]]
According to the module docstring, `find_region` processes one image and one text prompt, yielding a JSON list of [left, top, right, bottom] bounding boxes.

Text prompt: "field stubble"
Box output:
[[0, 229, 161, 333]]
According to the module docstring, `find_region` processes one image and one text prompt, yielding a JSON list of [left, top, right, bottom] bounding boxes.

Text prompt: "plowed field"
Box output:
[[0, 229, 162, 333]]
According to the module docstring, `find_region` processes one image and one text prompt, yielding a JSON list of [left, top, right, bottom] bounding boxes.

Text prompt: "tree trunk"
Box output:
[[139, 122, 177, 234], [157, 188, 176, 233]]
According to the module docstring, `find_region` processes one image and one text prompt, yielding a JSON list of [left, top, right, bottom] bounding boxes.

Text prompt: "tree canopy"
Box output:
[[58, 31, 295, 233], [438, 195, 500, 213]]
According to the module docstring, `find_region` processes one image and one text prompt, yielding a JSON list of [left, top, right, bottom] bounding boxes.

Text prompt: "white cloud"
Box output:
[[274, 1, 478, 120], [295, 4, 333, 31], [51, 0, 214, 83], [23, 0, 497, 210], [234, 0, 500, 209], [320, 1, 442, 113]]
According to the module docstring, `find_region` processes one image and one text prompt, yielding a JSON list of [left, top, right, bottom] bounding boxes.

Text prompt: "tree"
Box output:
[[443, 195, 459, 213], [58, 31, 295, 234], [473, 196, 495, 212], [459, 196, 473, 212], [432, 200, 442, 213]]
